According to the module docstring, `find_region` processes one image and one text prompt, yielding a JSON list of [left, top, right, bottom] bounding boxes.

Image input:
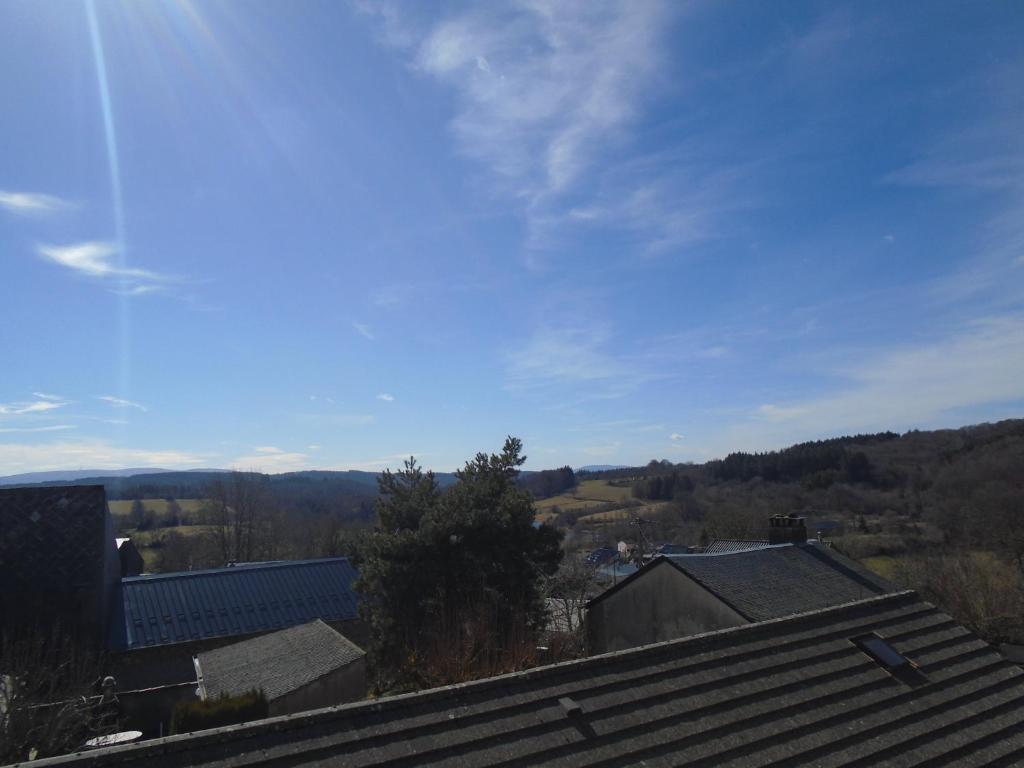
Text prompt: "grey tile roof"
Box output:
[[197, 619, 364, 702], [704, 538, 770, 554], [660, 543, 893, 621], [116, 558, 360, 649], [27, 591, 1024, 767]]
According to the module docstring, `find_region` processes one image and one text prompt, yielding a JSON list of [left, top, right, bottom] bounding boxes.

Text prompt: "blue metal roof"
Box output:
[[113, 558, 360, 650]]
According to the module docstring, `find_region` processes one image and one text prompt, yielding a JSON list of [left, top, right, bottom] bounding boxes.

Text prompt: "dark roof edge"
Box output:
[[32, 591, 923, 767], [798, 543, 893, 594], [121, 557, 353, 583], [122, 616, 364, 654]]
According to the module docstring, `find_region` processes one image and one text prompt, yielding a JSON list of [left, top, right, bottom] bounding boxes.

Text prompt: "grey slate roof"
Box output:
[[196, 619, 364, 702], [659, 543, 893, 621], [704, 538, 770, 554], [115, 558, 359, 650], [26, 591, 1024, 767]]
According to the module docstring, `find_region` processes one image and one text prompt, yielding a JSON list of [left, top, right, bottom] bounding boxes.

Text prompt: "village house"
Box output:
[[586, 515, 893, 653]]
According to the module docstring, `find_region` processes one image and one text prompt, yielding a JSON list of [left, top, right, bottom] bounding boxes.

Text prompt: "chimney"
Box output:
[[768, 513, 807, 545]]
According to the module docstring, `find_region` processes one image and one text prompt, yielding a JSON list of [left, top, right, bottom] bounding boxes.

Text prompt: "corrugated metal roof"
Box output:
[[704, 538, 770, 554], [117, 558, 359, 649]]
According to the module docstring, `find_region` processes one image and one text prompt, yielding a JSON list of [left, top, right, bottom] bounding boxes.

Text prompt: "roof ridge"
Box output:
[[123, 556, 350, 582]]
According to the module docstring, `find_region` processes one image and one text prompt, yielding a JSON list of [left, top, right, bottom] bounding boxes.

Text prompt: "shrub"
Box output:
[[170, 689, 268, 734]]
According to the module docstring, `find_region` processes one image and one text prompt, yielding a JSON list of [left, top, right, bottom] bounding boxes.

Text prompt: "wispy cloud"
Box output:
[[376, 393, 395, 402], [38, 242, 157, 279], [670, 432, 685, 441], [883, 76, 1024, 307], [0, 190, 71, 215], [505, 323, 661, 401], [97, 395, 148, 412], [582, 440, 622, 458], [37, 241, 178, 296], [0, 396, 66, 416], [353, 322, 375, 340], [414, 3, 668, 196], [0, 439, 206, 474], [362, 3, 739, 261], [230, 446, 310, 473], [297, 411, 375, 427], [507, 327, 625, 387], [333, 452, 428, 471], [32, 392, 64, 401], [714, 314, 1024, 453], [0, 425, 76, 434]]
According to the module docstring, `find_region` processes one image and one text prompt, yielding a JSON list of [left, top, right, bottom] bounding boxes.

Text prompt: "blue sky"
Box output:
[[1, 0, 1023, 474]]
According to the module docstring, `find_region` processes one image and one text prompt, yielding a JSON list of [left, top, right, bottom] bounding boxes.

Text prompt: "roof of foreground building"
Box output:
[[26, 590, 1024, 767], [114, 558, 360, 650]]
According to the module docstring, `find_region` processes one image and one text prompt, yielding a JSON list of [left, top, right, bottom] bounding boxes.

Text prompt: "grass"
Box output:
[[577, 502, 666, 524], [576, 480, 632, 502], [128, 525, 214, 545], [534, 496, 603, 512], [533, 480, 633, 512], [861, 555, 900, 580], [108, 498, 207, 517]]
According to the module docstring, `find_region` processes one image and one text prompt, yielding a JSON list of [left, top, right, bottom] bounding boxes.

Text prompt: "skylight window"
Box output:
[[852, 633, 915, 671]]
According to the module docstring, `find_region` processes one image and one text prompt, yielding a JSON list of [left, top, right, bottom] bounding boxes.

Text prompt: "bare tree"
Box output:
[[543, 556, 600, 658], [203, 472, 272, 565], [0, 628, 113, 762]]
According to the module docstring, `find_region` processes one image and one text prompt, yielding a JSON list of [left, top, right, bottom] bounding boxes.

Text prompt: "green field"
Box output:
[[576, 502, 665, 524], [108, 498, 207, 517], [534, 479, 632, 512]]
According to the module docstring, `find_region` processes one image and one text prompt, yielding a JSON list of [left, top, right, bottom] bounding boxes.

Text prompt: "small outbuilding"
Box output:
[[587, 539, 894, 653], [194, 619, 366, 717]]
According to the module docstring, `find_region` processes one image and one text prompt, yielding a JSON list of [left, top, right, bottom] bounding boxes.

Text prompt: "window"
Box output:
[[853, 633, 915, 671]]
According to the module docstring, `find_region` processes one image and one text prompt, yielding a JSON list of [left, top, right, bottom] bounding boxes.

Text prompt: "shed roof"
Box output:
[[196, 619, 364, 702], [115, 558, 359, 650], [28, 591, 1024, 767]]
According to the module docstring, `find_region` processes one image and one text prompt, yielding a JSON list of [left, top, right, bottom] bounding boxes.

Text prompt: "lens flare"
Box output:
[[85, 0, 131, 417]]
